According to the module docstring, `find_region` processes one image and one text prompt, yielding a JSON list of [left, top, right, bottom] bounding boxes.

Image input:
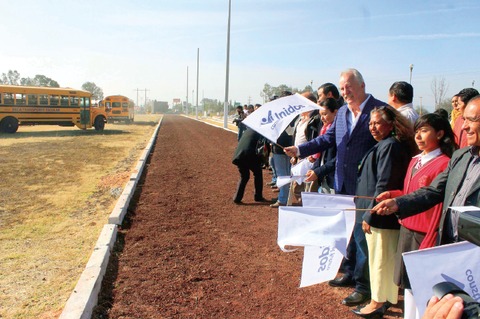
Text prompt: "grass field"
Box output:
[[0, 114, 162, 319]]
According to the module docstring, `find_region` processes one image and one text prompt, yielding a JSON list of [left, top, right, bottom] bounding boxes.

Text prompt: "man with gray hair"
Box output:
[[285, 68, 387, 306]]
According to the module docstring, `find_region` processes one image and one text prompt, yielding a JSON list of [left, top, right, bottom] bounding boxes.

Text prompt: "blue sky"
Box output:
[[1, 0, 479, 111]]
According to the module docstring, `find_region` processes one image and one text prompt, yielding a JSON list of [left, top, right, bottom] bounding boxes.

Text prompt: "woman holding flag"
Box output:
[[352, 105, 416, 318]]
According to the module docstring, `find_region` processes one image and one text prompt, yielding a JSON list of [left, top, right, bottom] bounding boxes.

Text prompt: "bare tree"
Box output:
[[431, 77, 449, 109]]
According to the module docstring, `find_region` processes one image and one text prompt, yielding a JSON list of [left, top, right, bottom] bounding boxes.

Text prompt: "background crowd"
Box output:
[[232, 68, 479, 319]]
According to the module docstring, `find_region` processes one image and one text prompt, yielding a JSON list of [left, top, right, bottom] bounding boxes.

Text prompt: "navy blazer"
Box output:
[[298, 95, 385, 195], [396, 147, 480, 244], [312, 143, 336, 189], [356, 137, 411, 228]]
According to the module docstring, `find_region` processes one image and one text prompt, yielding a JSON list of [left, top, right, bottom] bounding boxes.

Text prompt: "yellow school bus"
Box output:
[[102, 95, 134, 123], [0, 84, 107, 133]]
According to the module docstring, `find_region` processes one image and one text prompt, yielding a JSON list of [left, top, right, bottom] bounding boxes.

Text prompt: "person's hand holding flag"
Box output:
[[371, 197, 399, 216], [304, 170, 317, 183], [284, 146, 298, 157]]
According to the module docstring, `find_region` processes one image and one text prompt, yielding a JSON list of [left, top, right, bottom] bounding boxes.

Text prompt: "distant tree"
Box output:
[[0, 70, 21, 85], [260, 83, 307, 103], [260, 83, 274, 103], [21, 74, 60, 87], [437, 99, 452, 114], [81, 82, 104, 101], [303, 85, 314, 93], [431, 77, 449, 109]]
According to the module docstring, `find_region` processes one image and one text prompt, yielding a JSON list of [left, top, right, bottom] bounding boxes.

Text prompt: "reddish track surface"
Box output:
[[93, 115, 403, 318]]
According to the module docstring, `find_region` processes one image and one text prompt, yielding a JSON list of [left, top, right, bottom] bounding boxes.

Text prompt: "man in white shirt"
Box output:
[[388, 81, 419, 126]]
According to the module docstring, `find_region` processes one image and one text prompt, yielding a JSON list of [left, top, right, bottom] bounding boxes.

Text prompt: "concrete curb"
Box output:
[[59, 117, 163, 319]]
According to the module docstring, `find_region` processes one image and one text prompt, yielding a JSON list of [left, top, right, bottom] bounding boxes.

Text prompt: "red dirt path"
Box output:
[[92, 115, 403, 319]]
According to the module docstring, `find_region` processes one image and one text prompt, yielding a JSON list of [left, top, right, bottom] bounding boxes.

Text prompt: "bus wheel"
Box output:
[[94, 116, 105, 131], [0, 117, 19, 133]]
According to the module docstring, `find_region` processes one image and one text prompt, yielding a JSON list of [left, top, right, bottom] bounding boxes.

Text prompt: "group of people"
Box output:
[[232, 68, 480, 319]]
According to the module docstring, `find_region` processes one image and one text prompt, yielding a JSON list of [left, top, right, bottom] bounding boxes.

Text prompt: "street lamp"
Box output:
[[409, 64, 414, 84], [310, 80, 313, 92]]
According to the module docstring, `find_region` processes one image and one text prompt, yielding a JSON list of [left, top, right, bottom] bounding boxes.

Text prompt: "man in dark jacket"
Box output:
[[232, 127, 266, 204]]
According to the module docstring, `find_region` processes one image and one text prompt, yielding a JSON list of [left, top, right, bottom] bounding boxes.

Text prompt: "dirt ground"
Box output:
[[92, 115, 404, 319]]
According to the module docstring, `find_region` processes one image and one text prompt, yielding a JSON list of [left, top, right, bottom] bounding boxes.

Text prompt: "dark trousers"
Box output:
[[339, 185, 370, 295], [233, 158, 263, 202], [343, 222, 370, 294]]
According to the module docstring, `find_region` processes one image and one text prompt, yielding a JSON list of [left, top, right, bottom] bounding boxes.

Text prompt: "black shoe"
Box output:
[[351, 305, 384, 318], [233, 199, 242, 205], [342, 291, 370, 306], [328, 275, 355, 288], [255, 197, 270, 202], [383, 301, 392, 311]]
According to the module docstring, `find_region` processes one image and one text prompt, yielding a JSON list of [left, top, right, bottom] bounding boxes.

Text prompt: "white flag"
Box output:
[[403, 241, 480, 316], [300, 245, 345, 288], [242, 93, 321, 143], [276, 176, 293, 188], [302, 193, 356, 211], [277, 194, 356, 287], [277, 207, 353, 254], [290, 159, 313, 184]]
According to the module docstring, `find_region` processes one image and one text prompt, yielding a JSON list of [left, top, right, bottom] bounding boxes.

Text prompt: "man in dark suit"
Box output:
[[232, 127, 265, 204], [285, 68, 386, 306], [372, 95, 480, 245]]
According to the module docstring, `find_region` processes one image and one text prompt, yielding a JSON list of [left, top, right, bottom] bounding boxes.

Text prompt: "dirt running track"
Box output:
[[92, 115, 403, 319]]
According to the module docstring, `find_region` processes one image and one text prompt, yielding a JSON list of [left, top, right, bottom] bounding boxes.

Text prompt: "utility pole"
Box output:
[[223, 0, 232, 128], [419, 96, 423, 116], [186, 66, 189, 114], [196, 48, 199, 120], [409, 64, 414, 84], [134, 88, 150, 112]]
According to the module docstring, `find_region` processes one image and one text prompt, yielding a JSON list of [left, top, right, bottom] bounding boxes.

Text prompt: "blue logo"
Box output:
[[260, 104, 307, 129]]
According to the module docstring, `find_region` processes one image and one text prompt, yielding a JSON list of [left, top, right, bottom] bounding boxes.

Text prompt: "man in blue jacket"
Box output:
[[285, 68, 386, 306]]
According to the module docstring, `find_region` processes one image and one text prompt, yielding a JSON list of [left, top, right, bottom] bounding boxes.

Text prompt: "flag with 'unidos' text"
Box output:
[[242, 93, 320, 144]]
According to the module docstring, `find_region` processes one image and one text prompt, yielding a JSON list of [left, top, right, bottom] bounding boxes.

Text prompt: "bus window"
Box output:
[[39, 95, 48, 105], [112, 102, 121, 108], [50, 95, 59, 106], [79, 97, 91, 107], [122, 102, 128, 108], [70, 96, 79, 106], [15, 94, 26, 105], [3, 93, 14, 105], [27, 94, 38, 105], [60, 96, 69, 106]]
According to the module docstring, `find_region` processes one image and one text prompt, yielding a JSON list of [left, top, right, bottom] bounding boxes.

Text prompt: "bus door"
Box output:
[[80, 97, 91, 129]]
